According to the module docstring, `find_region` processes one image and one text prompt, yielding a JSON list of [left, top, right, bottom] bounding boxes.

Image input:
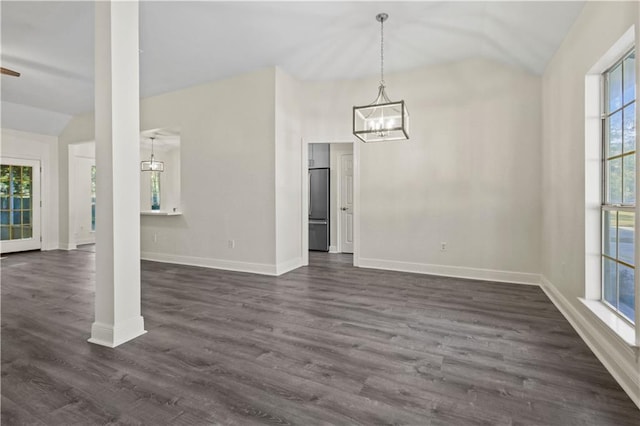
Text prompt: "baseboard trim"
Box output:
[[276, 257, 303, 275], [75, 237, 95, 246], [540, 275, 640, 410], [358, 257, 541, 285], [329, 246, 339, 253], [59, 243, 77, 251], [88, 316, 146, 348], [141, 251, 282, 276]]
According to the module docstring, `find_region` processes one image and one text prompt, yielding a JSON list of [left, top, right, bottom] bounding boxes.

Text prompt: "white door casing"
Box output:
[[0, 157, 41, 253], [340, 154, 354, 254]]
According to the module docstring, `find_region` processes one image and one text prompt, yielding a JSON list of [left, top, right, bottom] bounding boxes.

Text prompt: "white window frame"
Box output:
[[600, 48, 636, 325], [583, 27, 638, 347]]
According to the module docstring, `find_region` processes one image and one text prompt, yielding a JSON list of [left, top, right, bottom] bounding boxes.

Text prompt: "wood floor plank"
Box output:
[[0, 396, 48, 426], [1, 249, 638, 425]]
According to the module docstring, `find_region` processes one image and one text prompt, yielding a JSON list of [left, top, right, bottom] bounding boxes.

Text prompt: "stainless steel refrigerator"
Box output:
[[309, 167, 329, 251]]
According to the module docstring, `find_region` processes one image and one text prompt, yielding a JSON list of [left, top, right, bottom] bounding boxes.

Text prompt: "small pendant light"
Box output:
[[141, 136, 164, 172]]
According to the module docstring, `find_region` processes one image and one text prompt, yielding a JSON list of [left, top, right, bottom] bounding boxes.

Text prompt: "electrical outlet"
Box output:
[[228, 239, 235, 249], [440, 242, 447, 251]]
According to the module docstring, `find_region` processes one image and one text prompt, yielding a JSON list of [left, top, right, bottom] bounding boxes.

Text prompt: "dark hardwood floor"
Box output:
[[1, 249, 638, 425]]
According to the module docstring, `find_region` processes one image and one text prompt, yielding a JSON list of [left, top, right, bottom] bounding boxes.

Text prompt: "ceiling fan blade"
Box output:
[[1, 67, 20, 77]]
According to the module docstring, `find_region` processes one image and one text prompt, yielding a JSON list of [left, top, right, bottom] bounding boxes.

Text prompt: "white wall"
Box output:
[[541, 1, 639, 408], [59, 67, 287, 274], [69, 142, 95, 245], [0, 128, 59, 250], [303, 58, 542, 284], [274, 67, 303, 273], [329, 143, 352, 251]]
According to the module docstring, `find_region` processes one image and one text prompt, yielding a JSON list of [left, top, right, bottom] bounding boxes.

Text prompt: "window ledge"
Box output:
[[579, 298, 637, 348], [140, 210, 182, 216]]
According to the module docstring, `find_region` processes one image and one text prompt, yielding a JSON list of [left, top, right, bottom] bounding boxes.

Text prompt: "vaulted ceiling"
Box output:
[[1, 1, 585, 135]]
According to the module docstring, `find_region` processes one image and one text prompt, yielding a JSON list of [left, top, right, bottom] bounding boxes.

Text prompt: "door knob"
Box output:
[[341, 207, 347, 211]]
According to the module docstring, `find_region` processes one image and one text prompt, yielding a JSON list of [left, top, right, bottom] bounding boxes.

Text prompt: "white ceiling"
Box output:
[[1, 1, 585, 133], [141, 127, 181, 151]]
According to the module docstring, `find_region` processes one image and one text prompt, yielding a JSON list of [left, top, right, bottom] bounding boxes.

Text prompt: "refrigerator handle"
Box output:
[[308, 171, 312, 216]]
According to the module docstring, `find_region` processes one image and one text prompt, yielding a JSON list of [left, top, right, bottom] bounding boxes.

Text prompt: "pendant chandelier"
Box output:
[[140, 137, 164, 172], [353, 13, 409, 143]]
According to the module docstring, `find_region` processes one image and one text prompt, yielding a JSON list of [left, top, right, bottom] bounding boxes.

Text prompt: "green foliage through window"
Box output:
[[0, 165, 33, 241]]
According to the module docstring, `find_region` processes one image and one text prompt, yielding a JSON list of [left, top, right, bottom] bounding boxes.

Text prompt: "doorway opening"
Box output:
[[303, 141, 355, 266], [68, 141, 96, 250]]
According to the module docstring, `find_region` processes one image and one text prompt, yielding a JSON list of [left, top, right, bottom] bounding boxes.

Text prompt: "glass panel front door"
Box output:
[[0, 158, 41, 253], [1, 164, 33, 241]]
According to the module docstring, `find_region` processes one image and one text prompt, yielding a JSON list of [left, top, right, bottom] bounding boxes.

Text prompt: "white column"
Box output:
[[89, 0, 145, 347]]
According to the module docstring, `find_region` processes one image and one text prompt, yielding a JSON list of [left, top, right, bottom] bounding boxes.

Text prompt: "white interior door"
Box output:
[[0, 158, 41, 253], [340, 154, 354, 253]]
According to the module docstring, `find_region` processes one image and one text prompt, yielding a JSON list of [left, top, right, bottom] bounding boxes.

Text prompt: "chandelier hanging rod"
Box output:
[[377, 13, 387, 86]]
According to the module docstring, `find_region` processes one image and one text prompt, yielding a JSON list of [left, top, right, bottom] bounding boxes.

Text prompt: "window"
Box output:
[[0, 164, 34, 241], [150, 171, 161, 210], [602, 49, 636, 323], [91, 165, 96, 231]]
